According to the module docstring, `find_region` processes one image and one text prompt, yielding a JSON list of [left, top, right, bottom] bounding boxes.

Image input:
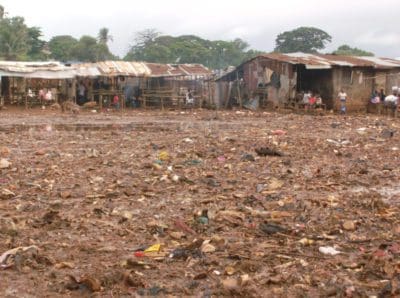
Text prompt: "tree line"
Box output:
[[0, 4, 374, 68]]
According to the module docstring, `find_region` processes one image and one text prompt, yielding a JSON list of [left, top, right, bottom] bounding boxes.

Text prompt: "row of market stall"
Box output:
[[0, 61, 213, 109]]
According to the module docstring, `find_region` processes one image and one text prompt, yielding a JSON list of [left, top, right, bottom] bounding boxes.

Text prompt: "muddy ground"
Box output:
[[0, 108, 399, 297]]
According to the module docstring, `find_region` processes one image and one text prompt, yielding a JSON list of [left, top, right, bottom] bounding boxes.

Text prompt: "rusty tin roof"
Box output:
[[76, 61, 211, 78], [259, 52, 400, 69]]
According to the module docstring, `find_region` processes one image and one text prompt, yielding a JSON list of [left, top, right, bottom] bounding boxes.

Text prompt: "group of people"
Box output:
[[338, 86, 399, 116], [27, 88, 56, 103], [370, 86, 399, 115], [301, 91, 323, 109]]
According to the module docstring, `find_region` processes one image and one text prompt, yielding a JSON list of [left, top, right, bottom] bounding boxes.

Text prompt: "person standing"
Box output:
[[338, 89, 348, 114], [384, 92, 398, 117], [77, 82, 86, 105], [379, 88, 386, 103]]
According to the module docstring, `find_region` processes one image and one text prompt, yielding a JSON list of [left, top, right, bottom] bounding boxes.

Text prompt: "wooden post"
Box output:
[[236, 71, 242, 108], [25, 78, 28, 109], [207, 80, 211, 108], [225, 82, 231, 108], [199, 81, 203, 109]]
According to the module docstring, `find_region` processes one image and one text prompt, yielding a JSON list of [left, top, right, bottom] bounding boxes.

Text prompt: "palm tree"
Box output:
[[97, 27, 113, 45]]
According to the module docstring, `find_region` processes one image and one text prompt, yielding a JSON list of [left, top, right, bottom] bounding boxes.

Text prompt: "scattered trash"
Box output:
[[169, 248, 189, 259], [319, 246, 341, 256], [134, 251, 146, 258], [326, 139, 351, 146], [183, 138, 194, 143], [201, 240, 216, 253], [298, 238, 314, 246], [184, 159, 202, 166], [342, 220, 356, 231], [267, 178, 284, 191], [174, 219, 196, 235], [144, 244, 161, 253], [0, 245, 39, 269], [259, 222, 287, 234], [195, 209, 209, 225], [225, 266, 236, 276], [255, 147, 283, 157], [356, 127, 368, 135], [222, 277, 240, 291], [271, 130, 287, 136], [381, 129, 395, 138], [217, 156, 226, 162], [241, 153, 255, 162], [0, 158, 10, 169], [0, 110, 398, 295], [65, 275, 101, 292], [158, 151, 170, 161], [0, 146, 10, 157]]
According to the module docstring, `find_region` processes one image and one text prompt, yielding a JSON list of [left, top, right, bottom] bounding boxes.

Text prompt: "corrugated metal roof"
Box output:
[[0, 60, 212, 79], [178, 64, 212, 76], [215, 52, 400, 81], [145, 63, 180, 77], [75, 61, 212, 78], [76, 61, 152, 77], [259, 52, 400, 69], [0, 61, 75, 78], [74, 65, 102, 77]]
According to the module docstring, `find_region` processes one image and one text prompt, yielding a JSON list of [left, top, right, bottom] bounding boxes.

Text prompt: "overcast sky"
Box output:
[[2, 0, 400, 58]]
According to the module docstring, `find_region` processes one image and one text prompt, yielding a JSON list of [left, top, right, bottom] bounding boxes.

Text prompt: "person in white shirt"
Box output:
[[303, 91, 311, 104], [27, 88, 34, 98], [186, 89, 194, 105], [45, 90, 53, 101], [338, 89, 348, 114], [384, 92, 398, 117], [77, 82, 86, 105]]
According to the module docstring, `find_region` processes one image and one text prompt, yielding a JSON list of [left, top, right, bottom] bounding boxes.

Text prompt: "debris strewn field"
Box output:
[[0, 109, 399, 297]]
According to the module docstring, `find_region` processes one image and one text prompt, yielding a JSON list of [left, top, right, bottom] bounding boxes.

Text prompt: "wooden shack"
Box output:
[[75, 61, 212, 109], [0, 61, 75, 107], [215, 53, 400, 112]]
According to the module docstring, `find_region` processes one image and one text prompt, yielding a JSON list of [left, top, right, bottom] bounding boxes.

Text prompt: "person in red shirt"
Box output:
[[309, 94, 316, 107], [113, 95, 120, 109]]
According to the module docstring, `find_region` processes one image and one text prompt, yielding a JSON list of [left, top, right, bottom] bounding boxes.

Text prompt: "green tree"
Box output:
[[0, 6, 46, 61], [49, 33, 115, 62], [96, 42, 115, 61], [0, 16, 29, 60], [124, 30, 257, 69], [48, 35, 79, 61], [26, 27, 46, 60], [274, 27, 332, 53], [71, 35, 99, 62], [333, 44, 374, 56], [71, 35, 115, 62]]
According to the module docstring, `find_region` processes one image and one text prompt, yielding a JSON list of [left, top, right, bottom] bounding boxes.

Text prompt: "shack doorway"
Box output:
[[296, 66, 334, 109], [1, 76, 10, 102]]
